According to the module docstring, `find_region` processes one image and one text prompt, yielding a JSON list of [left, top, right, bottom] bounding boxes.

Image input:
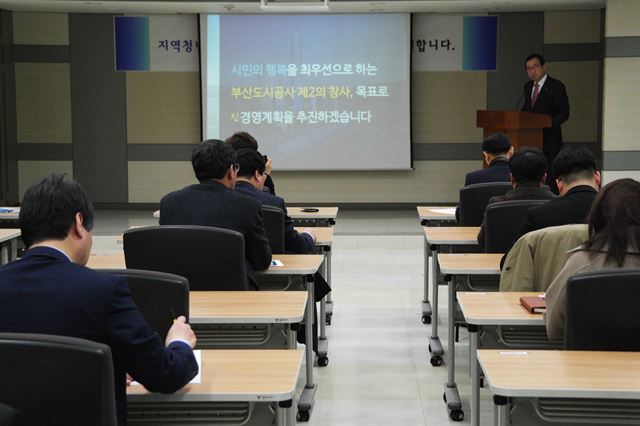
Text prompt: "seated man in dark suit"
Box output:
[[235, 148, 316, 253], [226, 131, 277, 196], [160, 140, 272, 290], [519, 146, 600, 236], [464, 133, 514, 186], [477, 148, 556, 247], [0, 174, 198, 425]]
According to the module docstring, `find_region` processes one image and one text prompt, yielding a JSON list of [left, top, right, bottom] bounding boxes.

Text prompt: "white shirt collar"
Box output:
[[42, 245, 72, 262], [535, 73, 548, 89]]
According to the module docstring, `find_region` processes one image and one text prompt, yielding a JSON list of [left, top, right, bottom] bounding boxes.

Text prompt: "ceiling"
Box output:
[[0, 0, 605, 14]]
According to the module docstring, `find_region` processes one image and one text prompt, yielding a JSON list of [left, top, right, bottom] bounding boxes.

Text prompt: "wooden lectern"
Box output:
[[476, 110, 551, 162]]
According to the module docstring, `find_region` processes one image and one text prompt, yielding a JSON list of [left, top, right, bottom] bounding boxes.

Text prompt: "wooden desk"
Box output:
[[457, 291, 545, 426], [89, 252, 324, 421], [434, 253, 502, 422], [417, 205, 457, 224], [478, 350, 640, 426], [127, 349, 304, 426], [190, 291, 307, 350], [296, 226, 334, 327], [288, 207, 338, 227], [422, 227, 480, 369], [0, 228, 21, 265]]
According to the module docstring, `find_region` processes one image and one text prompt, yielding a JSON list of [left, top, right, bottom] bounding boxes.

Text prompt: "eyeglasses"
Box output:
[[233, 163, 240, 171]]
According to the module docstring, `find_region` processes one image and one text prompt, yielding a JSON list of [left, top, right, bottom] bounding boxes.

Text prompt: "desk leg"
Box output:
[[421, 235, 433, 324], [443, 274, 464, 421], [10, 238, 18, 262], [287, 324, 296, 349], [0, 244, 7, 265], [469, 324, 480, 426], [297, 274, 317, 422], [324, 246, 333, 324], [428, 245, 444, 366], [494, 395, 509, 426], [317, 253, 329, 367], [279, 399, 293, 426]]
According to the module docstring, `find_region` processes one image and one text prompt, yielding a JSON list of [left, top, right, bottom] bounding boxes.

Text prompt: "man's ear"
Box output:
[[540, 172, 547, 187], [509, 174, 517, 188], [482, 151, 490, 167], [594, 171, 602, 188], [72, 213, 85, 238]]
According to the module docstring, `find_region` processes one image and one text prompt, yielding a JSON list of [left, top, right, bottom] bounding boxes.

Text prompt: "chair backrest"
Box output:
[[459, 182, 512, 226], [564, 269, 640, 351], [0, 333, 117, 426], [261, 205, 285, 254], [123, 225, 247, 291], [102, 269, 189, 341], [484, 199, 549, 253]]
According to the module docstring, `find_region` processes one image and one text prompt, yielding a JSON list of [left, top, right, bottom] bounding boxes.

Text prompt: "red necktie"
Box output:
[[531, 83, 540, 108]]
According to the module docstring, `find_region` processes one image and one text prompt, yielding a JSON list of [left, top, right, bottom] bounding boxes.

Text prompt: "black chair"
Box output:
[[262, 205, 285, 254], [483, 199, 549, 253], [564, 269, 640, 351], [123, 225, 247, 291], [0, 333, 117, 426], [459, 182, 512, 226], [102, 269, 189, 342]]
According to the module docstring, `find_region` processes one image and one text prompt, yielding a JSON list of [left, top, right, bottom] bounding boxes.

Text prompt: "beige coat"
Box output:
[[545, 248, 640, 340], [500, 224, 589, 292]]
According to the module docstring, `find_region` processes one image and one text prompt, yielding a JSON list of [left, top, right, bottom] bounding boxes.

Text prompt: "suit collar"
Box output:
[[198, 180, 231, 191], [235, 181, 260, 192], [22, 246, 71, 263], [489, 157, 509, 167], [566, 185, 598, 195]]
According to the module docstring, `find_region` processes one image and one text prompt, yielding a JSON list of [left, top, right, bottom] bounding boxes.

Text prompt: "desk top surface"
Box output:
[[190, 291, 307, 324], [295, 226, 333, 246], [457, 291, 544, 325], [127, 349, 304, 402], [423, 226, 479, 245], [478, 350, 640, 399], [87, 253, 324, 275], [417, 206, 457, 221], [0, 228, 21, 243], [288, 207, 338, 219], [154, 207, 338, 220], [0, 208, 19, 220], [437, 253, 502, 275]]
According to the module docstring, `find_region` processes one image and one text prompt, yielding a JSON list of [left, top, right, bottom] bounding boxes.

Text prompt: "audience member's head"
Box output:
[[552, 147, 600, 195], [584, 178, 640, 266], [508, 147, 547, 186], [226, 131, 259, 151], [482, 133, 513, 165], [19, 174, 94, 263], [191, 139, 238, 186], [236, 149, 266, 190]]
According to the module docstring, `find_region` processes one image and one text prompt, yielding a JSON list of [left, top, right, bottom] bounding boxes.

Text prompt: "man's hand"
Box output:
[[302, 228, 317, 242], [166, 315, 197, 348], [265, 156, 273, 175]]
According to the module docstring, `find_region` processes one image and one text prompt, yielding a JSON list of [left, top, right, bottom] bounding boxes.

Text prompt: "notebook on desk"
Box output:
[[520, 295, 546, 314]]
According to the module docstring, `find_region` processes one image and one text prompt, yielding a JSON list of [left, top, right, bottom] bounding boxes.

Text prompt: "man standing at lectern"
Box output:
[[522, 53, 569, 192]]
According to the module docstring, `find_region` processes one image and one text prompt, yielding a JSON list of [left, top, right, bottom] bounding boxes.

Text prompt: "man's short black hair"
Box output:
[[236, 149, 266, 178], [19, 174, 94, 248], [552, 146, 597, 183], [525, 53, 545, 66], [226, 132, 259, 151], [482, 133, 512, 155], [509, 148, 547, 183], [192, 139, 237, 181]]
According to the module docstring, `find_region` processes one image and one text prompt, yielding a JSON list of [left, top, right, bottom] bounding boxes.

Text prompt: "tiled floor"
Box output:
[[91, 209, 497, 426]]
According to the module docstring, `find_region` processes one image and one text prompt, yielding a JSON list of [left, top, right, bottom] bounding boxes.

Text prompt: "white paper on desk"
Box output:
[[271, 259, 284, 266], [427, 207, 456, 215], [131, 350, 202, 385]]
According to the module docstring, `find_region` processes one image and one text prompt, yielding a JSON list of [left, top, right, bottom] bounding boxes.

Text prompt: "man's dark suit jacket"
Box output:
[[235, 181, 314, 254], [0, 247, 198, 425], [464, 157, 511, 187], [477, 182, 557, 247], [159, 180, 272, 290], [522, 75, 570, 162], [519, 185, 597, 236]]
